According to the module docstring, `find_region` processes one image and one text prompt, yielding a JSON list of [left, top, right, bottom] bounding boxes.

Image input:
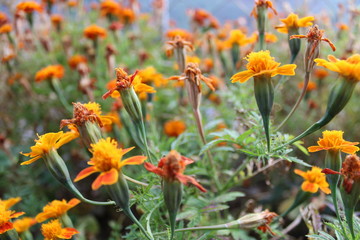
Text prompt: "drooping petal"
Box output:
[[144, 162, 165, 177], [74, 166, 98, 182], [319, 186, 331, 194], [230, 70, 254, 83], [307, 146, 326, 152], [20, 155, 42, 165], [176, 173, 207, 192], [180, 156, 194, 165], [91, 174, 105, 190], [294, 169, 306, 178], [121, 146, 135, 155], [119, 156, 147, 168], [301, 181, 319, 193], [340, 145, 360, 154]]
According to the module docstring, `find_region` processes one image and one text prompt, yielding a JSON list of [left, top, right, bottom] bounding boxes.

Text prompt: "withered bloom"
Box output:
[[165, 35, 194, 72]]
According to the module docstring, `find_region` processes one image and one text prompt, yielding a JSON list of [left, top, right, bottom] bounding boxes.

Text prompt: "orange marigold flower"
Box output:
[[223, 29, 249, 48], [308, 130, 359, 154], [100, 0, 121, 17], [0, 12, 7, 26], [21, 131, 78, 165], [51, 14, 63, 24], [13, 217, 36, 233], [298, 81, 317, 92], [337, 23, 349, 31], [166, 28, 193, 41], [314, 68, 329, 79], [41, 219, 78, 240], [16, 1, 42, 13], [137, 66, 167, 87], [74, 138, 146, 190], [314, 54, 360, 82], [164, 120, 186, 137], [231, 50, 296, 83], [35, 65, 64, 82], [36, 198, 80, 222], [83, 25, 107, 40], [67, 0, 78, 7], [0, 202, 25, 234], [0, 24, 12, 34], [295, 166, 331, 194], [119, 8, 136, 24], [265, 33, 277, 43], [186, 55, 201, 65], [251, 0, 277, 18], [144, 150, 207, 192], [68, 55, 87, 69], [103, 68, 156, 99], [275, 13, 314, 34]]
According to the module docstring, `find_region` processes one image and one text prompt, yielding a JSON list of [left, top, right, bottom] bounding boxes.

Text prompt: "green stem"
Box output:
[[276, 71, 310, 131], [50, 78, 72, 113]]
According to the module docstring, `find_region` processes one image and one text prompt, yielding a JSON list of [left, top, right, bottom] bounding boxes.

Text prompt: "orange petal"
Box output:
[[320, 186, 331, 194], [307, 146, 326, 152], [301, 181, 318, 193], [231, 70, 254, 83], [340, 145, 360, 154], [144, 162, 164, 177], [294, 169, 306, 178], [68, 198, 81, 207], [273, 64, 296, 76], [100, 168, 118, 186], [0, 222, 13, 234], [119, 156, 147, 168], [74, 166, 97, 182], [121, 146, 135, 155], [58, 227, 79, 239], [91, 174, 104, 190], [20, 155, 42, 165], [176, 173, 207, 192], [11, 212, 25, 218]]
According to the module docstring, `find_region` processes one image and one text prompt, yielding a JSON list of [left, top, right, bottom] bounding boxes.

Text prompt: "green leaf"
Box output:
[[212, 191, 245, 204]]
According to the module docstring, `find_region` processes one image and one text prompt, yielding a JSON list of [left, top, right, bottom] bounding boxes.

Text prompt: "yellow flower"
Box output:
[[0, 202, 25, 234], [223, 29, 250, 47], [308, 130, 359, 154], [36, 198, 80, 223], [13, 217, 36, 233], [275, 13, 314, 33], [21, 131, 78, 165], [314, 54, 360, 82], [41, 219, 78, 240], [137, 66, 168, 87], [0, 197, 21, 210], [186, 55, 201, 65], [231, 50, 296, 83], [74, 138, 146, 190], [83, 102, 114, 126], [294, 166, 331, 194]]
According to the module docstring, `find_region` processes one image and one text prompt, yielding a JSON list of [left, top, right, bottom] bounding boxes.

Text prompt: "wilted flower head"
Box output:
[[83, 25, 107, 40], [294, 166, 331, 194], [60, 102, 114, 128], [275, 13, 314, 33], [314, 54, 360, 82], [250, 0, 277, 18], [308, 130, 359, 154], [144, 150, 207, 192], [35, 65, 64, 82], [74, 138, 146, 190], [41, 219, 78, 240], [231, 50, 296, 83], [36, 198, 80, 222], [21, 131, 78, 165], [165, 35, 194, 58]]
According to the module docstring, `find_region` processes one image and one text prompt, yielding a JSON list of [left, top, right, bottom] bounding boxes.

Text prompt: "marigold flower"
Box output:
[[51, 14, 63, 25], [314, 54, 360, 82], [0, 12, 7, 26], [21, 131, 78, 165], [231, 50, 296, 83], [144, 150, 206, 192], [275, 13, 314, 34], [308, 130, 359, 154], [250, 0, 277, 18], [68, 55, 87, 69], [164, 120, 186, 137], [74, 138, 146, 190], [41, 219, 78, 240], [16, 1, 42, 13], [103, 111, 122, 132], [0, 197, 21, 210], [265, 33, 278, 43], [36, 198, 80, 222], [166, 28, 193, 41], [294, 166, 331, 194], [0, 202, 25, 234], [337, 23, 349, 31], [100, 0, 121, 17], [67, 0, 77, 7], [0, 24, 11, 34], [298, 81, 317, 92], [137, 66, 167, 87], [191, 9, 219, 29], [223, 29, 250, 47], [314, 68, 329, 79], [35, 65, 64, 82], [83, 25, 107, 40], [13, 217, 36, 233], [103, 68, 155, 99], [119, 8, 136, 24]]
